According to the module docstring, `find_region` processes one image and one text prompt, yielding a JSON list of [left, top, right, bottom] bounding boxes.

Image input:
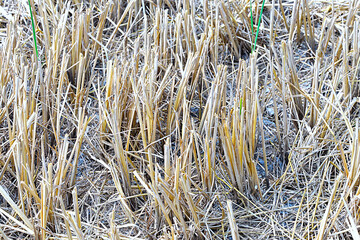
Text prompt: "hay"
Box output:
[[0, 0, 359, 239]]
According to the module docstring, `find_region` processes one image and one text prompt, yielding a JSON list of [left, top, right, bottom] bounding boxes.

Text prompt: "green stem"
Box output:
[[28, 0, 39, 61], [253, 0, 266, 52], [239, 99, 243, 115]]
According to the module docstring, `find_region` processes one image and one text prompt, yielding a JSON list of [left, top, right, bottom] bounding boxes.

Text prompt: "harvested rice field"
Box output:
[[0, 0, 360, 239]]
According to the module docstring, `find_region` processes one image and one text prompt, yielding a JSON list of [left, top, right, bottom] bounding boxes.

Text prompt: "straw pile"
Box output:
[[0, 0, 359, 239]]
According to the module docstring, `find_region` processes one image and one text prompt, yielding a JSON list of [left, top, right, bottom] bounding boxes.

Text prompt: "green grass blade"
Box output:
[[28, 0, 39, 61], [239, 98, 243, 115], [253, 0, 266, 52]]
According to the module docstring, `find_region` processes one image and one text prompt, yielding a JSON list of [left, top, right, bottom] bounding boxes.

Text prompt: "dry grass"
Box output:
[[0, 0, 360, 239]]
